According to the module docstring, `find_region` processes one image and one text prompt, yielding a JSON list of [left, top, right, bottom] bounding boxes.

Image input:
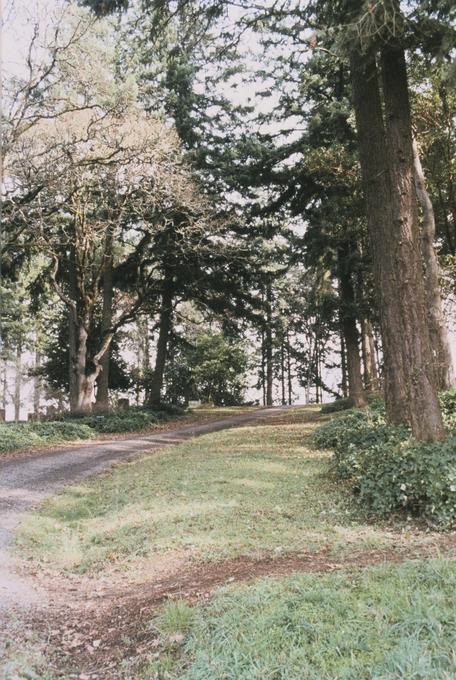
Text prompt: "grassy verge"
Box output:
[[16, 407, 440, 575], [141, 558, 456, 679]]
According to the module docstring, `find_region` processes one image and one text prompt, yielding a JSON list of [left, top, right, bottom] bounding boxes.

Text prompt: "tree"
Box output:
[[164, 329, 249, 406]]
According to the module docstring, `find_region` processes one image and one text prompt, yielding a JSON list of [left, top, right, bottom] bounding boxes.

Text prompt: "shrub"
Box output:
[[0, 406, 187, 453], [312, 404, 456, 528], [440, 390, 456, 430], [0, 421, 93, 452], [157, 403, 186, 417], [320, 398, 352, 414], [354, 436, 456, 528], [81, 409, 160, 433], [311, 406, 387, 451]]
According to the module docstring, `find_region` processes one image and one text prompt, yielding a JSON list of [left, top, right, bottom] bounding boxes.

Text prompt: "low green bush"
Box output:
[[81, 409, 160, 433], [311, 406, 388, 451], [320, 398, 351, 414], [353, 436, 456, 528], [440, 389, 456, 430], [0, 406, 186, 453], [157, 403, 186, 417], [0, 421, 93, 452], [312, 401, 456, 528]]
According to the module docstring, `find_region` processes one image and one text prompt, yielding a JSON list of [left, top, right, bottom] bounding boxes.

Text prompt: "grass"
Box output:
[[16, 407, 439, 575], [11, 405, 456, 679], [142, 558, 456, 679]]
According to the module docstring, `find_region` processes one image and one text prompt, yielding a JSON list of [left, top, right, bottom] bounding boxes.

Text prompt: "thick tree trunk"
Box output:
[[265, 284, 274, 406], [351, 52, 408, 424], [412, 139, 455, 390], [338, 244, 367, 407], [351, 50, 444, 440], [95, 229, 114, 411], [380, 46, 444, 440], [360, 318, 379, 393], [149, 281, 173, 408], [70, 324, 106, 414]]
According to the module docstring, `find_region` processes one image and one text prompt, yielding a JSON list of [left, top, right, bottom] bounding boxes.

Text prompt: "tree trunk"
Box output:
[[340, 334, 348, 398], [338, 244, 367, 407], [380, 46, 444, 440], [34, 346, 42, 417], [1, 357, 6, 410], [286, 330, 293, 405], [260, 328, 267, 406], [14, 344, 21, 422], [149, 280, 173, 408], [350, 50, 444, 440], [265, 284, 274, 406], [412, 138, 455, 390], [95, 229, 114, 411], [68, 246, 79, 412], [360, 318, 379, 393], [280, 340, 286, 405]]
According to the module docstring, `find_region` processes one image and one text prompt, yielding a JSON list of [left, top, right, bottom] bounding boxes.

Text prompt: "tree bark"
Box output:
[[260, 328, 267, 406], [149, 279, 174, 408], [286, 330, 293, 405], [68, 245, 79, 412], [380, 46, 444, 440], [95, 228, 114, 411], [14, 344, 21, 422], [412, 138, 455, 390], [351, 52, 408, 423], [34, 346, 42, 417], [360, 318, 379, 392], [338, 244, 367, 407], [351, 50, 444, 440], [340, 334, 348, 398], [265, 283, 274, 406]]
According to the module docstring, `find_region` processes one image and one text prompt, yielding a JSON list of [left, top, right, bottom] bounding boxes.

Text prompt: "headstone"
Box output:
[[118, 398, 129, 410], [188, 400, 202, 409]]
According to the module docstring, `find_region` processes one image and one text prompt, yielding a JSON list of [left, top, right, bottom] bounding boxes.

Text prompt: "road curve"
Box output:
[[0, 406, 292, 609]]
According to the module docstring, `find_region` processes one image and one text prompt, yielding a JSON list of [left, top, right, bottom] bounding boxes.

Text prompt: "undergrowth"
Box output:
[[0, 406, 186, 453], [312, 391, 456, 528]]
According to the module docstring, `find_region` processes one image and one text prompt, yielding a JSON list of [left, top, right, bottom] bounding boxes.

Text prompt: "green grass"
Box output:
[[141, 558, 456, 679], [16, 407, 435, 575]]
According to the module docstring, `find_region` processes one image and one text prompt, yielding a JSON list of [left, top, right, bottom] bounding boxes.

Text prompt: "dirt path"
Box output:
[[0, 406, 291, 611], [28, 536, 456, 678]]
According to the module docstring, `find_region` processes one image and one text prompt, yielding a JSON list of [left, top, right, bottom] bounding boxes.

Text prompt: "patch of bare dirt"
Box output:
[[26, 533, 456, 679]]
